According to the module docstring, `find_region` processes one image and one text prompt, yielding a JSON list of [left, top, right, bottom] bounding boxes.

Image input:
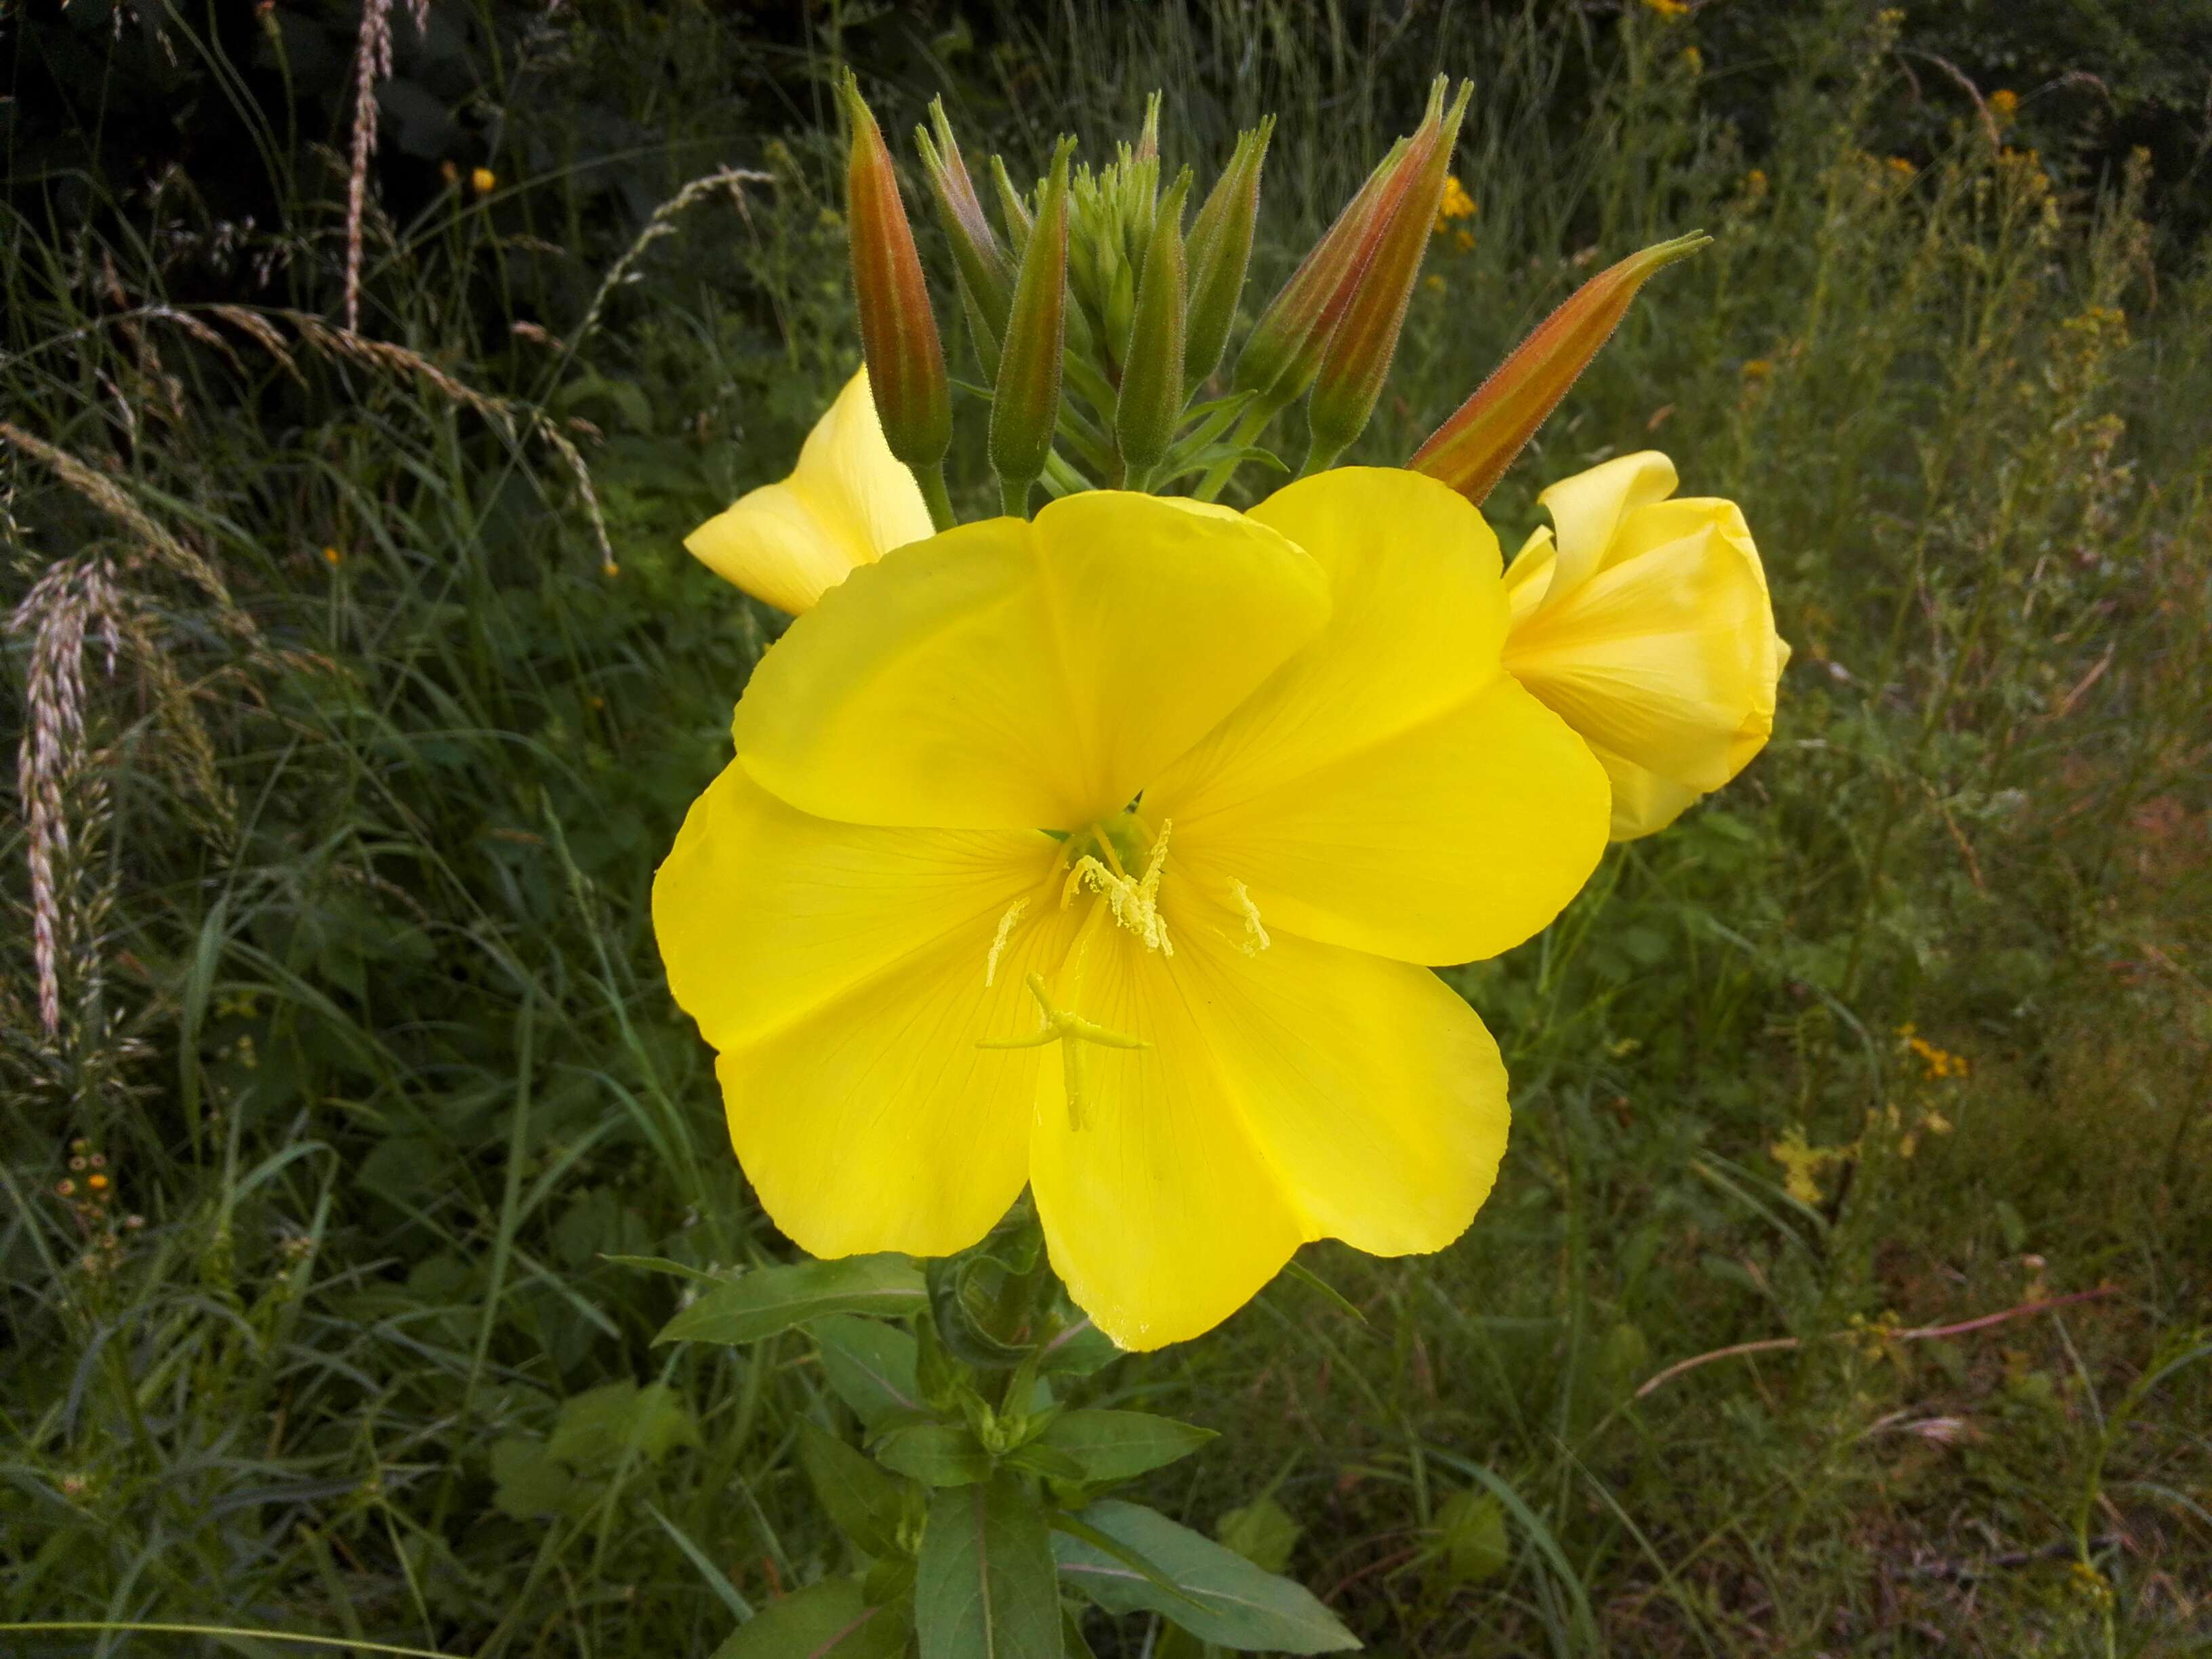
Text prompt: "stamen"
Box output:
[[983, 898, 1029, 987], [1229, 878, 1271, 956], [1060, 819, 1176, 955]]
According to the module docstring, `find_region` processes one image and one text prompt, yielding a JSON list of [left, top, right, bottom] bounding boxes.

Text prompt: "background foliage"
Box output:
[[5, 1, 2209, 1655]]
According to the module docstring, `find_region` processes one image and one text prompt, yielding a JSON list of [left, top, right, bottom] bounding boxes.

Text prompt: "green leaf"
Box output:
[[1434, 1488, 1510, 1587], [1037, 1409, 1216, 1482], [875, 1422, 994, 1488], [800, 1418, 909, 1557], [1054, 1500, 1357, 1653], [604, 1252, 728, 1286], [546, 1381, 701, 1472], [916, 1473, 1064, 1659], [1217, 1496, 1302, 1574], [711, 1577, 909, 1659], [1036, 1317, 1120, 1377], [657, 1256, 927, 1347], [811, 1315, 926, 1429], [489, 1437, 572, 1520]]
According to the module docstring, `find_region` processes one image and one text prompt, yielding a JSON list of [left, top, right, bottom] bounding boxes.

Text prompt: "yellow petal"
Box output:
[[733, 492, 1330, 832], [683, 368, 933, 614], [1532, 449, 1677, 600], [1149, 468, 1608, 965], [1027, 878, 1510, 1351], [653, 759, 1053, 1050], [1504, 491, 1785, 838], [713, 870, 1086, 1260]]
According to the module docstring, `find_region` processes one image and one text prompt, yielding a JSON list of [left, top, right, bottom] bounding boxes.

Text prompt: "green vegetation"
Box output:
[[6, 3, 2208, 1655]]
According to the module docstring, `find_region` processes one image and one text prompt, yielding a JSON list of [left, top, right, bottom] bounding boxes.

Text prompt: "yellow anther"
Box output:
[[983, 898, 1028, 987], [1228, 878, 1271, 956], [1061, 819, 1174, 955]]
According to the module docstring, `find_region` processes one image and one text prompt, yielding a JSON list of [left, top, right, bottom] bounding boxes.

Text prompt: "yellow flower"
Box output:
[[1642, 0, 1689, 17], [655, 470, 1609, 1349], [1434, 175, 1477, 229], [1989, 88, 2018, 121], [684, 368, 933, 615], [1500, 453, 1788, 839], [471, 166, 497, 195]]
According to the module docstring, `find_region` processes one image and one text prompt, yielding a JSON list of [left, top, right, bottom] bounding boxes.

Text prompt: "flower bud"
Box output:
[[1184, 118, 1271, 396], [1306, 78, 1472, 469], [991, 137, 1076, 512], [1234, 131, 1420, 409], [1115, 171, 1192, 482], [1409, 231, 1709, 504], [989, 155, 1033, 257], [840, 73, 951, 478], [916, 99, 1015, 371]]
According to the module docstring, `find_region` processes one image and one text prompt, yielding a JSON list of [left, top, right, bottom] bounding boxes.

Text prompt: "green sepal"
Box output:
[[990, 136, 1076, 504], [1115, 169, 1192, 480], [1184, 118, 1272, 397]]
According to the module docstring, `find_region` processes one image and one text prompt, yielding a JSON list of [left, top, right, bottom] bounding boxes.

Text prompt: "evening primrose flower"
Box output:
[[684, 368, 932, 614], [655, 469, 1608, 1349], [1501, 452, 1787, 839]]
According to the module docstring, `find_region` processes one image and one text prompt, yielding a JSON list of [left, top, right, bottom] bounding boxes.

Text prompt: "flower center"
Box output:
[[1060, 808, 1173, 956]]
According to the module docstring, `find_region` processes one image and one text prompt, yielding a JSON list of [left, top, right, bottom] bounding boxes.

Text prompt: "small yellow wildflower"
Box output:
[[87, 1173, 110, 1193], [1453, 228, 1475, 253], [321, 546, 343, 566], [1641, 0, 1689, 17], [1743, 167, 1768, 200], [1989, 88, 2019, 121], [471, 166, 497, 195], [1434, 175, 1477, 231], [1423, 273, 1447, 294], [1885, 156, 1915, 179], [1742, 358, 1774, 380], [1680, 45, 1703, 74]]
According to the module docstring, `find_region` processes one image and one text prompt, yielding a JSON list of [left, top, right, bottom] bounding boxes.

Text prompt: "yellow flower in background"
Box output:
[[684, 367, 933, 615], [1501, 452, 1787, 840], [471, 166, 497, 195], [1989, 88, 2019, 122], [1435, 174, 1477, 230], [655, 469, 1607, 1349]]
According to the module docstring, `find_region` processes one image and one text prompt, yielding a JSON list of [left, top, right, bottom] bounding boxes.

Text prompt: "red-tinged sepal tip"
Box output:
[[1408, 231, 1711, 504], [840, 70, 951, 472], [1306, 77, 1472, 470]]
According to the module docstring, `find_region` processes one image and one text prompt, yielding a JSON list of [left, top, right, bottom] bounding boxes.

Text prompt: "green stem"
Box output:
[[999, 474, 1033, 519], [1192, 397, 1282, 502], [917, 462, 957, 531], [1296, 432, 1346, 479]]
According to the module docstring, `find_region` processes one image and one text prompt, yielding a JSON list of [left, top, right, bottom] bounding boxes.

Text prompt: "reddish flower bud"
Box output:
[[1409, 231, 1710, 504], [840, 72, 951, 476], [1233, 129, 1420, 409], [1306, 79, 1473, 470]]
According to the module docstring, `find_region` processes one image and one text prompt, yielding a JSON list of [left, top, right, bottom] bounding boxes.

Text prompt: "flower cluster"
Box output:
[[662, 83, 1786, 1350]]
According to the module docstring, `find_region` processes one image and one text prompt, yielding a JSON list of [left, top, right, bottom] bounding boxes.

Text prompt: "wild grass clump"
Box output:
[[5, 3, 2207, 1656]]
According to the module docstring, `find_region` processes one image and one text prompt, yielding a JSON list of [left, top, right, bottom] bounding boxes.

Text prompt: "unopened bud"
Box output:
[[840, 73, 951, 477], [991, 138, 1076, 512], [916, 100, 1015, 371], [1306, 78, 1472, 470], [1409, 231, 1710, 504], [1235, 131, 1420, 409], [990, 155, 1033, 258], [1115, 171, 1191, 482], [1184, 118, 1271, 396]]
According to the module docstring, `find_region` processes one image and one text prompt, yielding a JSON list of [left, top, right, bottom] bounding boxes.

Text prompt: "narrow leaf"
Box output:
[[916, 1473, 1064, 1659], [1038, 1410, 1216, 1482], [799, 1418, 909, 1556]]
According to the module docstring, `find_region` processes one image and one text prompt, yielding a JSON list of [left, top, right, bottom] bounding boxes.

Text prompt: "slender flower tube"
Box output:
[[684, 368, 931, 615], [655, 469, 1609, 1349], [991, 139, 1076, 516], [1410, 232, 1709, 505], [1115, 171, 1191, 483], [1183, 119, 1271, 397], [1502, 451, 1789, 839], [916, 99, 1017, 373]]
